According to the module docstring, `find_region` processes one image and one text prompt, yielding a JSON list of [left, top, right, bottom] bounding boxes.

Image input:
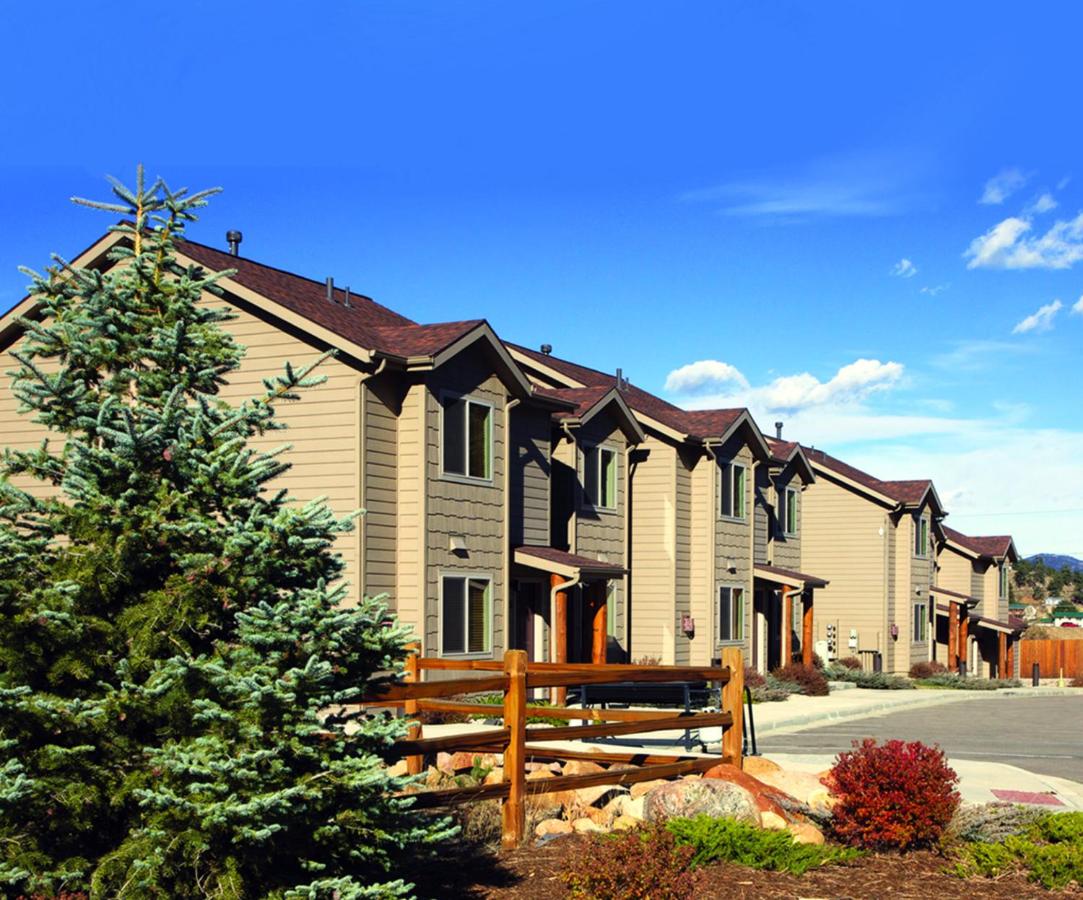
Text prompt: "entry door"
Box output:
[[766, 590, 782, 672], [512, 580, 544, 661]]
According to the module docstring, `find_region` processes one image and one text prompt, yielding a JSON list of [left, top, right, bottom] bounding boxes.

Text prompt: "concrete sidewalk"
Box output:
[[765, 752, 1083, 811]]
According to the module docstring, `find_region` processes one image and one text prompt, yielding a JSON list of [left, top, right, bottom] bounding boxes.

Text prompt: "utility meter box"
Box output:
[[848, 628, 859, 649], [815, 639, 831, 662]]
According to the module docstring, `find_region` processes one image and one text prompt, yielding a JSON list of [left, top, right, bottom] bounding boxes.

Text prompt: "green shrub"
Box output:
[[953, 812, 1083, 890], [771, 663, 829, 696], [470, 692, 567, 725], [824, 666, 914, 690], [561, 824, 699, 900], [946, 802, 1046, 844], [666, 816, 862, 874], [909, 660, 948, 679], [917, 675, 1022, 690], [1030, 811, 1083, 844]]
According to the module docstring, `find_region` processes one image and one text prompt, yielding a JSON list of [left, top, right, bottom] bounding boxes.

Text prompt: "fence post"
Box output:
[[720, 647, 743, 769], [403, 642, 423, 776], [501, 649, 528, 848]]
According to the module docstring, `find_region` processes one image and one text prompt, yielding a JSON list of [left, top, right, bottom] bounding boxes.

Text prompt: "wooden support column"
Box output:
[[958, 611, 969, 674], [1007, 637, 1015, 679], [551, 573, 569, 705], [720, 647, 744, 769], [501, 649, 527, 847], [591, 581, 608, 664], [998, 632, 1008, 679], [948, 601, 959, 671], [802, 593, 814, 667], [403, 642, 423, 775], [782, 590, 793, 665]]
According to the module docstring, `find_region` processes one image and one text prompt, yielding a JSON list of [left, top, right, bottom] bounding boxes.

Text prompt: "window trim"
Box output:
[[582, 442, 620, 513], [438, 571, 494, 658], [783, 486, 799, 536], [914, 515, 929, 558], [438, 391, 495, 485], [716, 583, 746, 645], [912, 600, 928, 642], [718, 460, 748, 521], [999, 565, 1009, 599]]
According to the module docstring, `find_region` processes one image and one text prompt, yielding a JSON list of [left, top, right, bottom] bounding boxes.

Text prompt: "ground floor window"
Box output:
[[717, 585, 745, 643], [441, 575, 492, 655], [912, 601, 928, 642]]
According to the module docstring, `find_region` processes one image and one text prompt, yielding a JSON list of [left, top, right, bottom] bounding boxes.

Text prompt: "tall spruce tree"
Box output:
[[0, 170, 450, 898]]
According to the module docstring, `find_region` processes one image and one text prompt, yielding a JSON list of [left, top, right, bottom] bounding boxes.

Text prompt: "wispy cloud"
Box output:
[[1072, 294, 1083, 315], [1024, 192, 1057, 215], [891, 258, 918, 278], [931, 338, 1036, 372], [964, 213, 1083, 269], [663, 360, 748, 394], [1012, 299, 1063, 334], [683, 152, 919, 221], [666, 358, 904, 414], [980, 167, 1029, 205], [920, 284, 948, 297]]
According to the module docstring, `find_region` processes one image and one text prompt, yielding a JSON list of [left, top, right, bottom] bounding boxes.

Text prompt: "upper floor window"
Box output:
[[782, 487, 799, 536], [719, 462, 747, 520], [914, 516, 929, 558], [999, 565, 1009, 598], [717, 585, 745, 643], [442, 395, 492, 480], [584, 445, 618, 510], [441, 574, 492, 656]]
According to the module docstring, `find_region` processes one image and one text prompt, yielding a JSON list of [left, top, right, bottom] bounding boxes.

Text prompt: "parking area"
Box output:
[[757, 695, 1083, 782]]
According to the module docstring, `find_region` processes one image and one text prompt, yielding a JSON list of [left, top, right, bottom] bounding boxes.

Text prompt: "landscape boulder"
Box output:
[[643, 777, 759, 825], [535, 818, 573, 838]]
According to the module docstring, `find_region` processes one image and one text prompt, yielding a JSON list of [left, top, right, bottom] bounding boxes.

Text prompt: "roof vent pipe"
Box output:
[[226, 230, 242, 256], [540, 344, 552, 356], [775, 421, 783, 439], [344, 285, 351, 308], [326, 277, 334, 303]]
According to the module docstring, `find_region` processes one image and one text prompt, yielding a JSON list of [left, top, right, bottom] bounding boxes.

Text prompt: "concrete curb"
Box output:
[[753, 691, 975, 737]]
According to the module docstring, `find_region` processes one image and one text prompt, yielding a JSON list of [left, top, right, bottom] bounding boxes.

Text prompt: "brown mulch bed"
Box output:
[[410, 834, 1081, 899]]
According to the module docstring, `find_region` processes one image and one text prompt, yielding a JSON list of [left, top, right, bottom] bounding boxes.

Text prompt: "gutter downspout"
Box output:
[[561, 421, 579, 554], [624, 442, 635, 658], [355, 357, 388, 605], [703, 441, 719, 667], [503, 397, 521, 657]]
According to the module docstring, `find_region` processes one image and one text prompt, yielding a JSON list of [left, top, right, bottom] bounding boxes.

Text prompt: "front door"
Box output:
[[765, 590, 782, 672], [512, 580, 544, 661]]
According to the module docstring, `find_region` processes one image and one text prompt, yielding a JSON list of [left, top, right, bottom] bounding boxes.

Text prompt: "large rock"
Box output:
[[623, 795, 646, 821], [483, 767, 504, 786], [386, 759, 410, 778], [751, 768, 836, 812], [742, 756, 782, 778], [436, 751, 497, 775], [787, 822, 825, 845], [535, 818, 573, 838], [563, 759, 605, 776], [572, 817, 605, 833], [643, 778, 759, 825], [613, 814, 640, 831], [630, 778, 669, 800]]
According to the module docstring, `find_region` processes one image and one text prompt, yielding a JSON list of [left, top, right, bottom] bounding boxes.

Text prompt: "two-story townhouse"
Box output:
[[935, 526, 1021, 677], [505, 345, 827, 674], [799, 448, 945, 675]]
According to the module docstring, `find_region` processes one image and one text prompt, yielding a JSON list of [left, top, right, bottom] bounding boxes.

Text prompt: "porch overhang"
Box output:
[[513, 546, 626, 580], [754, 564, 828, 590], [931, 586, 981, 611], [967, 613, 1024, 635]]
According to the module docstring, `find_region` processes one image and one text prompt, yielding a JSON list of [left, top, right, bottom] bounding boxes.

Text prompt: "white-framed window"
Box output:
[[441, 394, 493, 481], [999, 565, 1009, 599], [913, 601, 928, 642], [440, 574, 492, 656], [914, 516, 929, 558], [782, 486, 799, 536], [719, 462, 747, 520], [584, 444, 618, 510], [717, 585, 745, 643]]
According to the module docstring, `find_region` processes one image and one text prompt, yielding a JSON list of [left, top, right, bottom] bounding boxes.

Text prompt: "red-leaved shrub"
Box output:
[[771, 663, 829, 696], [561, 824, 699, 899], [744, 665, 766, 688], [829, 738, 960, 850], [908, 660, 948, 679], [836, 655, 862, 670]]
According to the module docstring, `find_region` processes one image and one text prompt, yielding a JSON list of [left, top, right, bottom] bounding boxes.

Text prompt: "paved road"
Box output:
[[757, 695, 1083, 782]]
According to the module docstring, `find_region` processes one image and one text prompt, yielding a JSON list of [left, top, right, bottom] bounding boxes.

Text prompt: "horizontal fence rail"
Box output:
[[370, 646, 744, 847]]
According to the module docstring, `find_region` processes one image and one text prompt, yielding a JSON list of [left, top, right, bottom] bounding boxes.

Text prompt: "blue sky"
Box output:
[[2, 2, 1081, 555]]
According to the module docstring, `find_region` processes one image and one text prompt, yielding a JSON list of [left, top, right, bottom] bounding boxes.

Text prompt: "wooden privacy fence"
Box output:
[[1020, 639, 1083, 679], [361, 647, 744, 847]]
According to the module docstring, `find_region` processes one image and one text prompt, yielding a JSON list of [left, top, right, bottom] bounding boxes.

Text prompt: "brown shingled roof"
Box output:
[[943, 526, 1015, 559], [803, 446, 934, 506]]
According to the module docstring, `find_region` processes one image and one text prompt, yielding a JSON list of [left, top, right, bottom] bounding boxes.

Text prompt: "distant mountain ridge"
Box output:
[[1026, 553, 1083, 573]]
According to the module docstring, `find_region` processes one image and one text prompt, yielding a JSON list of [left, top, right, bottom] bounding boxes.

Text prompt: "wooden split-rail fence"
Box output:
[[1020, 639, 1083, 679], [361, 647, 744, 846]]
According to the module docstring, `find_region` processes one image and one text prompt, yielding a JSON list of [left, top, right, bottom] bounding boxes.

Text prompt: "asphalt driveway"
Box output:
[[756, 695, 1083, 782]]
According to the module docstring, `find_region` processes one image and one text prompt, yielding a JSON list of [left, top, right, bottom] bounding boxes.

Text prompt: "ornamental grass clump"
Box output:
[[829, 739, 960, 850], [824, 665, 914, 690]]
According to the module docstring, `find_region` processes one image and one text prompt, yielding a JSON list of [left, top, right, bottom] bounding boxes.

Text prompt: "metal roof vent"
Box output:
[[226, 230, 242, 256], [326, 277, 334, 303], [775, 421, 784, 439], [540, 343, 552, 355]]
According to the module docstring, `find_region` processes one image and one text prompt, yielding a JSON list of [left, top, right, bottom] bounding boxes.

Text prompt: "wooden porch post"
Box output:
[[782, 590, 793, 665], [948, 601, 959, 671], [1007, 637, 1015, 679], [591, 581, 608, 664], [403, 642, 423, 776], [998, 632, 1008, 679], [720, 647, 744, 769], [802, 593, 814, 667], [551, 573, 568, 705], [501, 649, 527, 847], [958, 610, 969, 674]]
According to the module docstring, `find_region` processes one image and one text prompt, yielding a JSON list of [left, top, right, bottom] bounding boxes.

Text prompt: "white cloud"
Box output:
[[920, 284, 948, 297], [1012, 299, 1063, 334], [667, 358, 904, 414], [1024, 192, 1058, 215], [891, 258, 918, 278], [663, 359, 749, 394], [1073, 294, 1083, 315], [980, 167, 1028, 205], [964, 212, 1083, 269], [931, 338, 1036, 372]]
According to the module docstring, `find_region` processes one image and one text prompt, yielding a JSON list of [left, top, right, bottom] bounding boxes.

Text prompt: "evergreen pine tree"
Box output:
[[0, 170, 450, 898]]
